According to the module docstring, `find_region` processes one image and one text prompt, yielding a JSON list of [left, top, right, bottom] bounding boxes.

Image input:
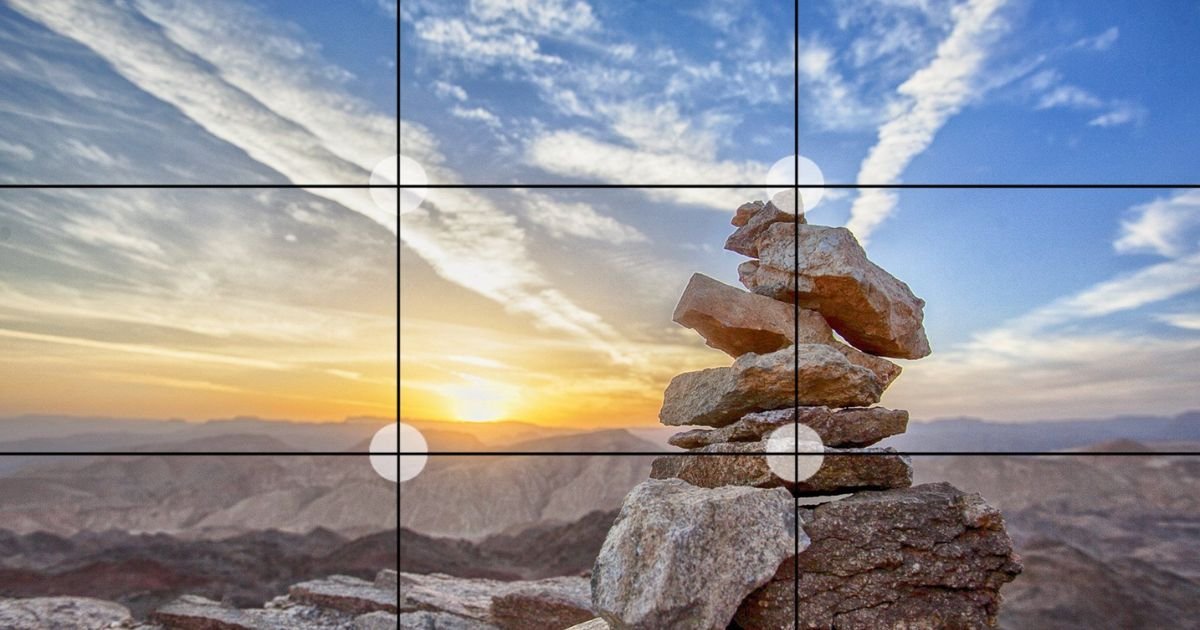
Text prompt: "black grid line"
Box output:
[[400, 451, 1200, 458], [405, 183, 1200, 189], [792, 0, 803, 625]]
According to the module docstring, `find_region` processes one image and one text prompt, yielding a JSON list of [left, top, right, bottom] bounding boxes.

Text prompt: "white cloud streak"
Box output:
[[847, 0, 1010, 244], [8, 0, 397, 235], [515, 191, 648, 244]]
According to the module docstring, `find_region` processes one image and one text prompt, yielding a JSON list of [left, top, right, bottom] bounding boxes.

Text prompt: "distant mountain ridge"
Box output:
[[399, 429, 662, 539], [0, 437, 396, 539], [883, 410, 1200, 452]]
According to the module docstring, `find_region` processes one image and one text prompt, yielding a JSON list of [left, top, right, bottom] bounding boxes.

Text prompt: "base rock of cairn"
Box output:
[[589, 200, 1021, 629]]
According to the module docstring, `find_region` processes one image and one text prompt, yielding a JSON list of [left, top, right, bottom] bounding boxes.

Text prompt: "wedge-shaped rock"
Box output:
[[735, 483, 1023, 629], [673, 273, 900, 385], [592, 479, 800, 629], [650, 442, 912, 495], [673, 272, 793, 356], [668, 406, 908, 449], [725, 200, 800, 257], [747, 223, 931, 359], [659, 345, 882, 427]]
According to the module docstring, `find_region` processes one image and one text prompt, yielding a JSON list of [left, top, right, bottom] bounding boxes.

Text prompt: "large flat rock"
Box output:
[[735, 483, 1023, 629], [659, 345, 882, 427], [290, 575, 396, 615], [745, 223, 931, 359], [650, 442, 912, 495], [672, 273, 900, 385], [668, 406, 908, 449], [592, 479, 800, 629], [401, 573, 591, 630], [150, 594, 365, 630]]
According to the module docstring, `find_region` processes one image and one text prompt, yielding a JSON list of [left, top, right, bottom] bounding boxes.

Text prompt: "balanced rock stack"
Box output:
[[585, 201, 1022, 629]]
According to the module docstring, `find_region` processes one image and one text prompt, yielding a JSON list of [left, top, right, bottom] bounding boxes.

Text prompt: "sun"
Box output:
[[443, 377, 515, 423]]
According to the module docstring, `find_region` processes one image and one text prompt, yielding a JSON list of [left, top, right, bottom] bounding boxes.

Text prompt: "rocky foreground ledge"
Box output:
[[0, 570, 397, 630]]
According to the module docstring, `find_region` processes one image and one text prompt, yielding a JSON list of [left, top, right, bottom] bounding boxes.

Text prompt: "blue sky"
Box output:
[[0, 0, 398, 420], [398, 0, 1200, 423]]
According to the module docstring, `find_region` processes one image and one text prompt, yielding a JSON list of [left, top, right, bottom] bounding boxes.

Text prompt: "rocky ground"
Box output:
[[0, 570, 397, 630], [398, 444, 1200, 629], [0, 528, 396, 617]]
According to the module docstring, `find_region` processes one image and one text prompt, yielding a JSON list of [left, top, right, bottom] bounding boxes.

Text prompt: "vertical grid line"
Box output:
[[395, 0, 404, 609], [792, 0, 802, 628]]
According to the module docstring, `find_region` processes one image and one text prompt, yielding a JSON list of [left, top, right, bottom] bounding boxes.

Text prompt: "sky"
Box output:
[[0, 0, 398, 420], [398, 0, 1200, 426], [0, 0, 1197, 428]]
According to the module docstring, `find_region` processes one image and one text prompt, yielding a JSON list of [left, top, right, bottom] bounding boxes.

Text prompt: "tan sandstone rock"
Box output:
[[659, 345, 883, 427], [745, 223, 931, 359], [668, 406, 908, 449], [649, 442, 912, 495], [672, 273, 900, 385]]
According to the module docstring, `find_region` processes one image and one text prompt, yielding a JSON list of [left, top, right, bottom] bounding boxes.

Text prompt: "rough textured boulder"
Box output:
[[591, 479, 800, 629], [659, 345, 882, 427], [650, 443, 912, 495], [735, 483, 1022, 629], [725, 200, 800, 257], [672, 273, 900, 385], [746, 223, 931, 359], [668, 406, 908, 449], [0, 597, 132, 630]]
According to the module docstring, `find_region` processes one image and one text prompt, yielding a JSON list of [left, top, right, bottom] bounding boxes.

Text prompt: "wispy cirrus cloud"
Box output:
[[9, 0, 396, 232], [847, 0, 1011, 244]]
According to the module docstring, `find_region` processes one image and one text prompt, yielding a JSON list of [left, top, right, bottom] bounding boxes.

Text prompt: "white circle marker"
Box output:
[[765, 423, 824, 483], [370, 155, 428, 217], [765, 155, 825, 216], [369, 423, 399, 483], [395, 422, 428, 483]]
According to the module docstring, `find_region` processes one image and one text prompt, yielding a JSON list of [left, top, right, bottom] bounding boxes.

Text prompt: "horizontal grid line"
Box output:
[[3, 184, 1196, 191], [403, 450, 1200, 457], [0, 184, 397, 190], [0, 451, 399, 457], [406, 183, 1200, 190]]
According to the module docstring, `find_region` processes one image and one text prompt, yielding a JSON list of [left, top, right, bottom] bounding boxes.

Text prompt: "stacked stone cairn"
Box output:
[[583, 201, 1022, 629]]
